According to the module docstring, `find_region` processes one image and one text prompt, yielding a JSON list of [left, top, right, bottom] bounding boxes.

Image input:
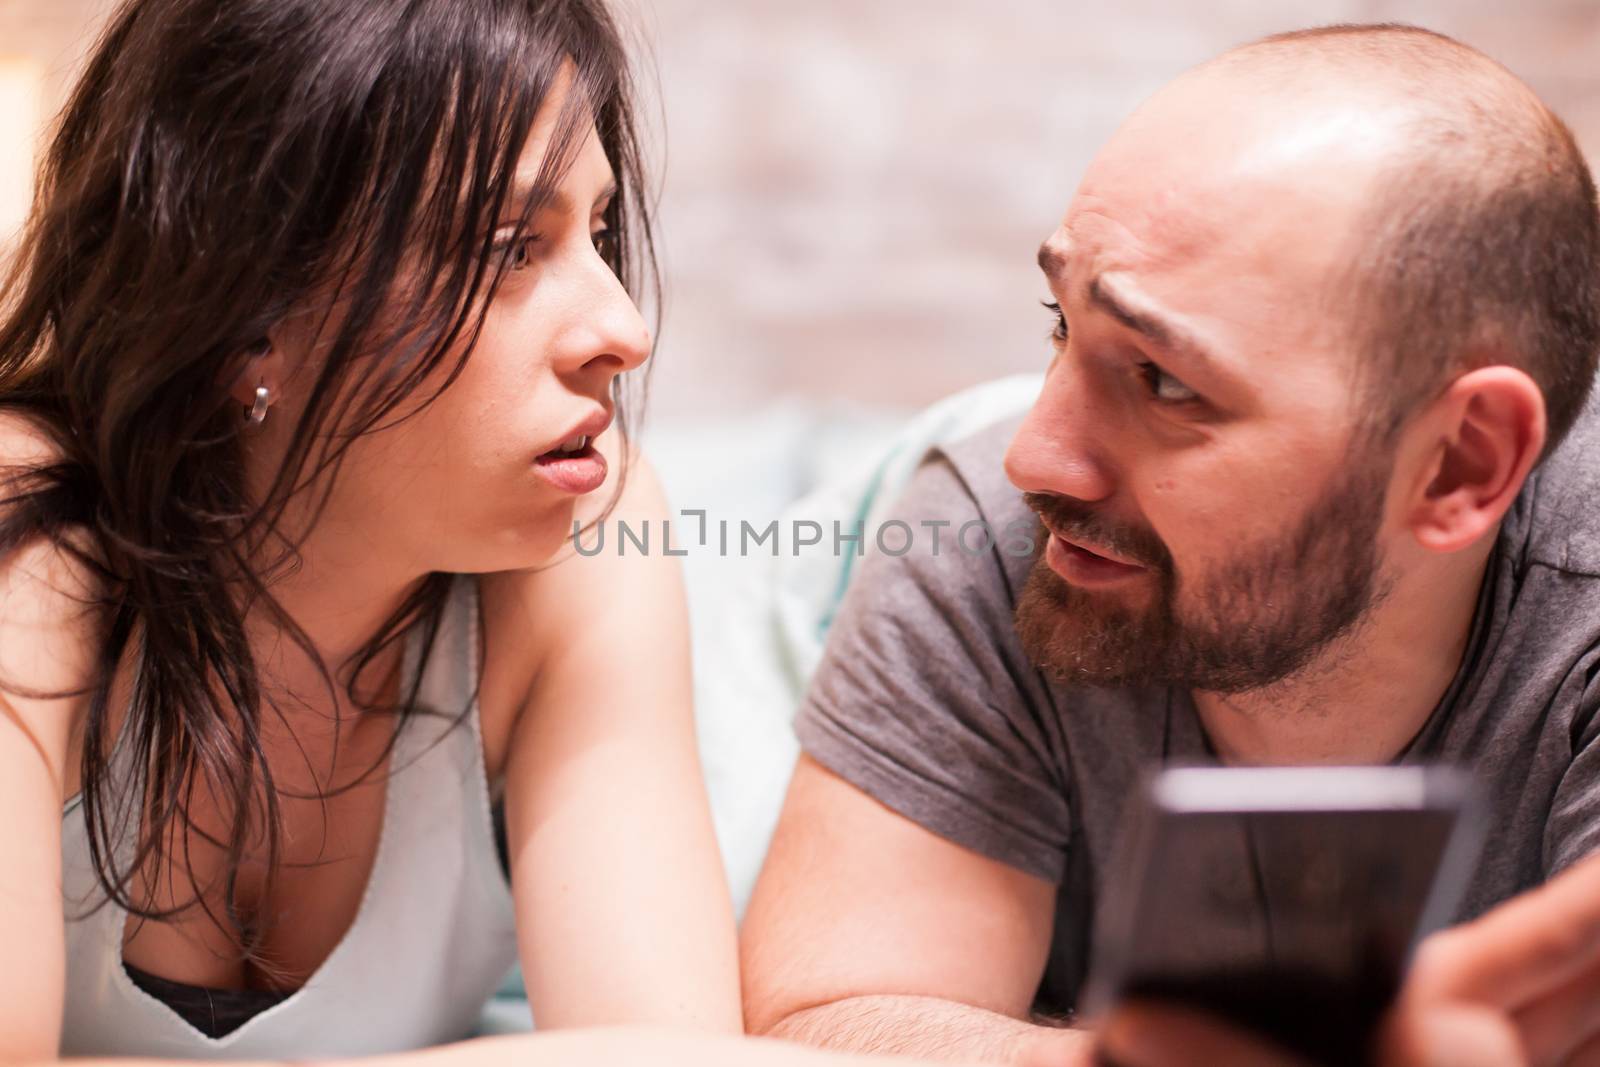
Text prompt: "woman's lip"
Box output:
[[532, 445, 608, 495], [542, 407, 613, 456], [1043, 530, 1147, 588]]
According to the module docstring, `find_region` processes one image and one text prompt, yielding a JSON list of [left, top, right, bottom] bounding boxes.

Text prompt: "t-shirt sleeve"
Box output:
[[1543, 656, 1600, 877], [793, 450, 1073, 883]]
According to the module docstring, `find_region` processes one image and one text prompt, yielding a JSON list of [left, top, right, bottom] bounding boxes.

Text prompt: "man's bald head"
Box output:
[[1212, 21, 1546, 120], [1010, 24, 1598, 695], [1231, 25, 1597, 451]]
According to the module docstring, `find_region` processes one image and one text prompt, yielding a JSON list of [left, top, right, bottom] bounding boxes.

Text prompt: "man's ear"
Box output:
[[1403, 366, 1546, 555], [226, 336, 287, 413]]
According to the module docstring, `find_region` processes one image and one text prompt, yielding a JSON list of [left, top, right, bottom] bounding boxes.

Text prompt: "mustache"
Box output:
[[1023, 492, 1172, 571]]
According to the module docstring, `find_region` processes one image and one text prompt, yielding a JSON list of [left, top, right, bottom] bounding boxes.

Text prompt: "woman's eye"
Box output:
[[1041, 300, 1069, 343], [1136, 360, 1199, 404], [592, 227, 618, 264], [492, 234, 540, 272]]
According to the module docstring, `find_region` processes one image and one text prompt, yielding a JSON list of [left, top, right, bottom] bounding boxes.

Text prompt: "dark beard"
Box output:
[[1013, 457, 1392, 694]]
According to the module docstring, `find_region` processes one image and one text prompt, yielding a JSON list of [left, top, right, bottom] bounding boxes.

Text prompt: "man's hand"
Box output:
[[1091, 850, 1600, 1067], [1385, 846, 1600, 1066]]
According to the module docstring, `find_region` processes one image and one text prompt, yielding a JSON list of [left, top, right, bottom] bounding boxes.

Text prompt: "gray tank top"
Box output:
[[58, 575, 519, 1058]]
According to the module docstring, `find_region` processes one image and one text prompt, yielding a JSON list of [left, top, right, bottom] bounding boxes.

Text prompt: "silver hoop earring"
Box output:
[[248, 385, 270, 425]]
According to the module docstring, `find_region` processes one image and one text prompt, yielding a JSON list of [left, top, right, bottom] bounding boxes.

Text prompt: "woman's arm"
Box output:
[[1, 475, 984, 1067], [0, 533, 102, 1063], [487, 445, 741, 1032], [20, 1029, 1004, 1067]]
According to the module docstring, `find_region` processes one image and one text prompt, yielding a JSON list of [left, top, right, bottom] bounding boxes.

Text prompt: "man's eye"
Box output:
[[1041, 300, 1069, 343], [1136, 361, 1199, 404]]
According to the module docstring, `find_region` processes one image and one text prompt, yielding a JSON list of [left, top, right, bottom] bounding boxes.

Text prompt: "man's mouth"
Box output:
[[1042, 525, 1148, 587], [1042, 523, 1145, 569]]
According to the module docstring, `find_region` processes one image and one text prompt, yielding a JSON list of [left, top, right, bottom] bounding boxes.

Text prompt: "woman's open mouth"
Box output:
[[534, 435, 608, 495]]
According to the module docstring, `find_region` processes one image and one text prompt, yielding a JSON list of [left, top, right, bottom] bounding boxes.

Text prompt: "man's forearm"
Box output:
[[763, 995, 1091, 1065]]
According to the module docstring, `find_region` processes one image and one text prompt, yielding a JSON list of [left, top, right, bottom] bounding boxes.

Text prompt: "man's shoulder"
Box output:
[[923, 414, 1032, 526], [907, 414, 1040, 593], [1514, 384, 1600, 577]]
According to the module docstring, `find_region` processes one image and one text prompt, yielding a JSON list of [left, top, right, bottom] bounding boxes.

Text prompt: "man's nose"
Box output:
[[1003, 373, 1116, 504]]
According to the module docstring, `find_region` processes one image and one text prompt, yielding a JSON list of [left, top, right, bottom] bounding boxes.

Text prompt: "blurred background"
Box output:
[[2, 0, 1598, 914], [4, 0, 1598, 422]]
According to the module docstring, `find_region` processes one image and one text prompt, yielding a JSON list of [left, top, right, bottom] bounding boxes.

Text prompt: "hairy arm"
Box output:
[[770, 996, 1076, 1065], [742, 757, 1093, 1066], [489, 445, 741, 1032], [13, 1028, 1006, 1067]]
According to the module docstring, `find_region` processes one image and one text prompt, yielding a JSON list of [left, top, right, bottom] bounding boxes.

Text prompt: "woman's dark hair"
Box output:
[[0, 0, 656, 969]]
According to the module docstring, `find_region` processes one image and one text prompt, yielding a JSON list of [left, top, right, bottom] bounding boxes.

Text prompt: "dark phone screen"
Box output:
[[1101, 809, 1457, 1067]]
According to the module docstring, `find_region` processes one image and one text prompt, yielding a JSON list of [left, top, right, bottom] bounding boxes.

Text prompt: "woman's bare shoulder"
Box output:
[[0, 409, 65, 470], [0, 412, 100, 647], [475, 443, 675, 777], [0, 411, 100, 795], [0, 409, 99, 596]]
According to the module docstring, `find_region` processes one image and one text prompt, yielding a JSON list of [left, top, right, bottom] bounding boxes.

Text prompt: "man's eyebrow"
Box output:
[[1086, 273, 1232, 382], [1038, 240, 1234, 384], [1037, 241, 1068, 282]]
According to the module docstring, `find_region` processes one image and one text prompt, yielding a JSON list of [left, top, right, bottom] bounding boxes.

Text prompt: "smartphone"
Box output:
[[1079, 765, 1485, 1067]]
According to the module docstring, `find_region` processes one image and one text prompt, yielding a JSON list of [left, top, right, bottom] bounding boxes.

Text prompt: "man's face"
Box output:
[[1004, 72, 1412, 693]]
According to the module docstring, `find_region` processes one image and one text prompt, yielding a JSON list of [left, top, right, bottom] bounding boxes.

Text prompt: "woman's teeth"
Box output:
[[554, 434, 589, 455]]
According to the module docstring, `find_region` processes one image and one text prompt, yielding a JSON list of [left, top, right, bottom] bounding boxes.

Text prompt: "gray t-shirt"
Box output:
[[795, 390, 1600, 1015]]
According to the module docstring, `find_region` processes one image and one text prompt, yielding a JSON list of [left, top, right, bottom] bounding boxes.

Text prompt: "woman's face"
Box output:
[[258, 95, 652, 581]]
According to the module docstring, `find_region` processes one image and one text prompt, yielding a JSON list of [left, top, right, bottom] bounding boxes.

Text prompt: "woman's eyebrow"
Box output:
[[500, 178, 618, 217], [498, 177, 558, 215]]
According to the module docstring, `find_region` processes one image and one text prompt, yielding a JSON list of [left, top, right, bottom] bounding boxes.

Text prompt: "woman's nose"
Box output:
[[557, 259, 653, 380]]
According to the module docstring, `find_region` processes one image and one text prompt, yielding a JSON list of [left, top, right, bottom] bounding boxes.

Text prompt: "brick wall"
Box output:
[[3, 0, 1596, 418]]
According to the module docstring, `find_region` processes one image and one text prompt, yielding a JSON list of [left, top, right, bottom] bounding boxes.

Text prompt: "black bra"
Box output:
[[123, 963, 290, 1039]]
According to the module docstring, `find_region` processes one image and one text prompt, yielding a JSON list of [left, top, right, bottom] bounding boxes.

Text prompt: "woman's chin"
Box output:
[[512, 513, 586, 568], [429, 504, 580, 575]]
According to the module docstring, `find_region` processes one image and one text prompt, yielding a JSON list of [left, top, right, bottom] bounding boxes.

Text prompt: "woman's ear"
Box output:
[[226, 336, 287, 417], [1404, 366, 1546, 555]]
